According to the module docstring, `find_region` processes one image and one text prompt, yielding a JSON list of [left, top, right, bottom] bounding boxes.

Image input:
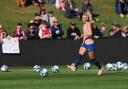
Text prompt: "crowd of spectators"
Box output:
[[1, 0, 128, 41]]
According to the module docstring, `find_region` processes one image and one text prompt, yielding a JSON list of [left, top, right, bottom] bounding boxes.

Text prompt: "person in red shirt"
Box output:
[[13, 23, 26, 40], [38, 20, 52, 39]]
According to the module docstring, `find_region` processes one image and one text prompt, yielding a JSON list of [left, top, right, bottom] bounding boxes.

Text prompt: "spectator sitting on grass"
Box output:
[[115, 0, 128, 18], [121, 25, 128, 37], [65, 0, 80, 18], [66, 21, 81, 40], [29, 18, 42, 30], [48, 11, 57, 27], [94, 23, 106, 38], [26, 23, 39, 40], [0, 24, 10, 39], [29, 18, 43, 38], [40, 9, 49, 22], [13, 23, 26, 40], [81, 0, 94, 22], [38, 3, 45, 15], [50, 19, 64, 39], [109, 23, 122, 38], [38, 20, 52, 39], [81, 0, 93, 14], [55, 0, 66, 11], [34, 5, 48, 21], [34, 8, 49, 23]]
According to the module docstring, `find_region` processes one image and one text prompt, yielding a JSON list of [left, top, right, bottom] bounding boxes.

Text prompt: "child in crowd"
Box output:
[[13, 23, 26, 40], [48, 11, 57, 27], [38, 20, 52, 39]]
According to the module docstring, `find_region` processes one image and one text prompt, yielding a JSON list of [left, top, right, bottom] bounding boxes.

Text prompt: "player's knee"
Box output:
[[79, 48, 86, 55], [79, 51, 84, 56]]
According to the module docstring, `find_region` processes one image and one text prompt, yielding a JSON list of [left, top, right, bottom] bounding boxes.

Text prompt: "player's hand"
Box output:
[[78, 34, 84, 40]]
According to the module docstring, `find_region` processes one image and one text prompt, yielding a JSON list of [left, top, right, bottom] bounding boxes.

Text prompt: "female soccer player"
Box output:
[[67, 13, 104, 75]]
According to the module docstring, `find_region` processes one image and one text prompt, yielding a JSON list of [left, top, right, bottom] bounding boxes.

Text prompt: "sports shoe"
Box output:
[[67, 65, 76, 72], [98, 67, 105, 76]]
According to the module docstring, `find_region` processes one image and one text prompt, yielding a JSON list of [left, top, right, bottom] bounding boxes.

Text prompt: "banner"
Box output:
[[2, 38, 20, 54]]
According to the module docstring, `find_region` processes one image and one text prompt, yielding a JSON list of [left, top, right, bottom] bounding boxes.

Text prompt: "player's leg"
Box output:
[[74, 47, 86, 67], [67, 47, 86, 71], [88, 51, 101, 69], [88, 51, 104, 75]]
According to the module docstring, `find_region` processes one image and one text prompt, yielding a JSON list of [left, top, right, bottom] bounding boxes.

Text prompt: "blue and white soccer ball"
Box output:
[[40, 68, 48, 77], [106, 62, 128, 71], [111, 63, 118, 71], [51, 65, 60, 73], [106, 63, 113, 71], [83, 62, 91, 70], [1, 65, 8, 72], [71, 63, 75, 67], [122, 63, 128, 70], [116, 62, 123, 70], [33, 65, 41, 72]]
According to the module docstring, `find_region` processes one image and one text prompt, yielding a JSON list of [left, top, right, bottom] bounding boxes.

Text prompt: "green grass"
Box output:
[[0, 66, 128, 89], [0, 0, 128, 37]]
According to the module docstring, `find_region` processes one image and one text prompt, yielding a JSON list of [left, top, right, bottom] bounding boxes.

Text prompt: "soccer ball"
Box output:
[[33, 65, 41, 72], [83, 62, 91, 70], [51, 65, 60, 73], [106, 63, 113, 71], [116, 62, 123, 70], [122, 63, 128, 70], [1, 65, 8, 72], [40, 68, 48, 77], [111, 63, 118, 71], [71, 63, 75, 67]]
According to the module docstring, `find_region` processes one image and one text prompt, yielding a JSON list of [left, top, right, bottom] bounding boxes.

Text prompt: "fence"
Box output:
[[0, 38, 128, 66]]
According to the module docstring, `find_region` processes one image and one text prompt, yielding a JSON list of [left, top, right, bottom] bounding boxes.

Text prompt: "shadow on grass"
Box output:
[[0, 72, 97, 80], [0, 71, 128, 80]]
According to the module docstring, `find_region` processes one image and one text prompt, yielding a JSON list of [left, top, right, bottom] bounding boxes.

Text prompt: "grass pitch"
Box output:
[[0, 66, 128, 89]]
